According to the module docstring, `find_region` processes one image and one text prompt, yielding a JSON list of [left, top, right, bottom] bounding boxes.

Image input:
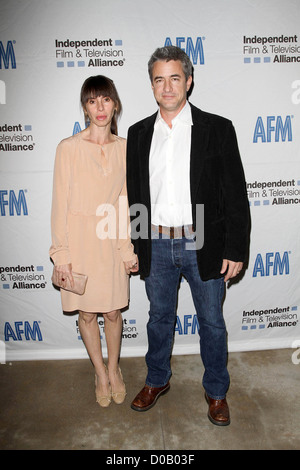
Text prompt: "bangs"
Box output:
[[80, 75, 118, 105]]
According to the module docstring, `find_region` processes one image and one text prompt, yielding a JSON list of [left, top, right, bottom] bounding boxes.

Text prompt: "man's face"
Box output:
[[151, 60, 192, 117]]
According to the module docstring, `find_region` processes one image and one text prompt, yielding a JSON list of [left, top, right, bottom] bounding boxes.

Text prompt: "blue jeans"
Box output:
[[144, 236, 230, 399]]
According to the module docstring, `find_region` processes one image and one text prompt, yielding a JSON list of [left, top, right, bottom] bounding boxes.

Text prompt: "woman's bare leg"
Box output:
[[78, 311, 110, 397], [103, 309, 126, 398]]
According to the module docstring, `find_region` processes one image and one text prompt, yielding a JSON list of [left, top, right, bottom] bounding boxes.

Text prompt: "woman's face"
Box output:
[[84, 95, 116, 130]]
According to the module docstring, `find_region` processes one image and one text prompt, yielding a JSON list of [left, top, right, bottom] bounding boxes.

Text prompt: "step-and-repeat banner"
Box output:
[[1, 0, 300, 362]]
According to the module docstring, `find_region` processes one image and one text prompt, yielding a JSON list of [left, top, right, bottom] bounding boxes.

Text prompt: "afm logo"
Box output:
[[73, 122, 84, 135], [4, 321, 43, 341], [253, 251, 290, 277], [0, 41, 16, 69], [253, 115, 293, 143], [0, 190, 28, 216], [175, 314, 199, 335], [164, 37, 205, 65]]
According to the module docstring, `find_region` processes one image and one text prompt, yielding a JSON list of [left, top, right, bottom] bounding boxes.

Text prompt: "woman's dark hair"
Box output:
[[80, 75, 122, 135]]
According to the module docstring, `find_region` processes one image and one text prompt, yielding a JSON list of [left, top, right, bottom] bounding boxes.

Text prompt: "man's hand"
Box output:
[[220, 259, 243, 282]]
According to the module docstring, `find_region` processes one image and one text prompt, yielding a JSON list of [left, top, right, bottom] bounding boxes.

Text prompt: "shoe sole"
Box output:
[[131, 384, 170, 412], [207, 414, 231, 426]]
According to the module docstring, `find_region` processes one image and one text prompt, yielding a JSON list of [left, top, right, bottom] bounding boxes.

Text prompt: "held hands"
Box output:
[[220, 259, 243, 282], [124, 256, 139, 275], [54, 263, 74, 288]]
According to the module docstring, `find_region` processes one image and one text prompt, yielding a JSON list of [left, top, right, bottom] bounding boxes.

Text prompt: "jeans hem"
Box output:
[[205, 390, 227, 400], [146, 378, 170, 388]]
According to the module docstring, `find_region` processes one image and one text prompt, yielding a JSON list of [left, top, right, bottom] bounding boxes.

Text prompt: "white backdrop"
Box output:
[[0, 0, 299, 362]]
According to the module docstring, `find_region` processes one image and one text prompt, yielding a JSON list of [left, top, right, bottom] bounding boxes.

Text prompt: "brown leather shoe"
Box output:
[[205, 392, 230, 426], [131, 383, 170, 412]]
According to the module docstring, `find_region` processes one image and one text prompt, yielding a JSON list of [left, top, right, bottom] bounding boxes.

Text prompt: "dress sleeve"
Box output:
[[49, 140, 72, 266], [117, 148, 137, 263]]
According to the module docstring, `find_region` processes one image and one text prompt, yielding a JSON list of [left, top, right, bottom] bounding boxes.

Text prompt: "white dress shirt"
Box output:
[[149, 101, 193, 227]]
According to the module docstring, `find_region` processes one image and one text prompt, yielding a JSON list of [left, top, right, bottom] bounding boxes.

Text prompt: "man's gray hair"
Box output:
[[148, 45, 193, 82]]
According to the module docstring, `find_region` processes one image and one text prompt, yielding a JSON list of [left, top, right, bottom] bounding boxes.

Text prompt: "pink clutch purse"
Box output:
[[51, 269, 88, 295]]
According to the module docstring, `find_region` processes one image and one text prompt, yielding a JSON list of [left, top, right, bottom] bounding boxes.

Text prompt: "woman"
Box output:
[[49, 75, 138, 407]]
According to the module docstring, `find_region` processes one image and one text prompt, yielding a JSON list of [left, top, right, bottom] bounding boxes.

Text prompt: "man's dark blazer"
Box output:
[[126, 102, 250, 281]]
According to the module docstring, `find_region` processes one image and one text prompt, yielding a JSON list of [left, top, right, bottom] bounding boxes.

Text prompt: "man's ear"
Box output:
[[186, 75, 193, 92]]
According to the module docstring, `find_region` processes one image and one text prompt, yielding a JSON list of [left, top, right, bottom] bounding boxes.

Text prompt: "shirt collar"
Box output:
[[155, 101, 193, 127]]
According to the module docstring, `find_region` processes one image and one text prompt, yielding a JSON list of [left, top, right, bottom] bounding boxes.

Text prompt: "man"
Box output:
[[126, 46, 250, 426]]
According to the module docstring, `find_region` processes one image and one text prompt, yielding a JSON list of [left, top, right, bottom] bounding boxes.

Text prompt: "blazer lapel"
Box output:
[[190, 103, 210, 205], [137, 112, 157, 207]]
